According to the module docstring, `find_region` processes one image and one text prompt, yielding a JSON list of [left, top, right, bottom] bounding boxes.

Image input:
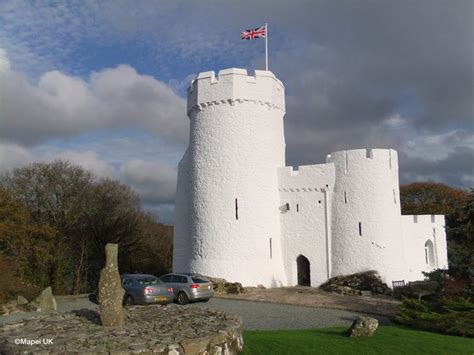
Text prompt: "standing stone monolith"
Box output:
[[98, 243, 125, 327]]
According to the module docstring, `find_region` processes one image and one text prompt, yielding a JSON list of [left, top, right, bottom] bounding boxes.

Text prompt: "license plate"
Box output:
[[155, 296, 167, 301], [200, 285, 209, 289]]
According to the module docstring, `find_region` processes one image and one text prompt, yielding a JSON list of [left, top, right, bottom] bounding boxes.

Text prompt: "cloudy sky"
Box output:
[[0, 0, 472, 223]]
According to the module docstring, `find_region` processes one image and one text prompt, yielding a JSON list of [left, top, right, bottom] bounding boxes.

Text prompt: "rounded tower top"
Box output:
[[187, 68, 285, 116]]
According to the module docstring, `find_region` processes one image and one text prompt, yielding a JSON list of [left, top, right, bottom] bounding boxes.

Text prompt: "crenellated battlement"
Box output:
[[187, 68, 285, 116], [277, 163, 336, 191], [326, 149, 399, 171]]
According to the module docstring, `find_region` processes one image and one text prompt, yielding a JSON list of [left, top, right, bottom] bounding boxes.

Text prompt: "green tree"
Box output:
[[447, 189, 474, 278], [0, 186, 55, 288], [2, 161, 93, 293]]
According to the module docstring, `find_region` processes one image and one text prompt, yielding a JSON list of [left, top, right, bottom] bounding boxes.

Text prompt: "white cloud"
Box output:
[[0, 140, 178, 222], [0, 58, 187, 145], [382, 113, 408, 129], [120, 159, 177, 204], [402, 129, 474, 162], [0, 48, 10, 72]]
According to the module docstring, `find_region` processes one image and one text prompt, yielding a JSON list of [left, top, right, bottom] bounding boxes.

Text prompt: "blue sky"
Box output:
[[0, 0, 472, 223]]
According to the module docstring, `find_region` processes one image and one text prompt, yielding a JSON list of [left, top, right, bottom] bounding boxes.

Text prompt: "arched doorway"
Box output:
[[297, 255, 311, 286]]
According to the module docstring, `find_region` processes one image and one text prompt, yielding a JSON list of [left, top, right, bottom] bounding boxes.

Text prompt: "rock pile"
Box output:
[[1, 287, 57, 315], [319, 271, 390, 296], [208, 277, 245, 294], [1, 305, 243, 354]]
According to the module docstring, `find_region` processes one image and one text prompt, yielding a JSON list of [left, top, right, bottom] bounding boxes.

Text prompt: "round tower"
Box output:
[[326, 149, 408, 284], [173, 68, 287, 287]]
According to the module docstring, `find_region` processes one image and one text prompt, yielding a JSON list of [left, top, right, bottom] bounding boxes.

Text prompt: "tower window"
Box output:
[[318, 200, 321, 204], [297, 204, 299, 212], [286, 202, 290, 211], [235, 198, 238, 220], [425, 240, 435, 267], [269, 238, 272, 259], [344, 191, 347, 204], [359, 222, 362, 236], [393, 189, 397, 204]]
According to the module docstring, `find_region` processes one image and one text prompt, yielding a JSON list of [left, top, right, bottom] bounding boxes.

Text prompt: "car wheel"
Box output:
[[201, 298, 210, 303], [177, 292, 189, 305], [124, 295, 134, 306]]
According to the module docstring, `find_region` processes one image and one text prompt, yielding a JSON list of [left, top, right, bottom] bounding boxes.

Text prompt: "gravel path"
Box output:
[[0, 297, 391, 330], [191, 298, 391, 330]]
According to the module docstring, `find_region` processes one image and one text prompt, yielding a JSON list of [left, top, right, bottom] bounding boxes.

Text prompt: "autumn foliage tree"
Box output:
[[400, 182, 468, 216], [0, 187, 57, 291], [0, 161, 173, 297]]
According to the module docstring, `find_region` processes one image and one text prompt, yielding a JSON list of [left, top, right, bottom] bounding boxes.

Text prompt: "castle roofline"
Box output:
[[188, 68, 284, 92]]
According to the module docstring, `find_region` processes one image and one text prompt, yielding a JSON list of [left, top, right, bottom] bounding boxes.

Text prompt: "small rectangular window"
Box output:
[[359, 222, 362, 236], [393, 189, 397, 204], [269, 238, 272, 259], [296, 204, 299, 212], [286, 202, 290, 211], [235, 198, 238, 220], [344, 191, 347, 204]]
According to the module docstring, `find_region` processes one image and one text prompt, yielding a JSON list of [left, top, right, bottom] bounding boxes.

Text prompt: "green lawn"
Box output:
[[242, 326, 474, 355]]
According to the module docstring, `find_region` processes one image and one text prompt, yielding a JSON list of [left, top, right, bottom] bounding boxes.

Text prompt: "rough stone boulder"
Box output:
[[320, 271, 389, 295], [17, 295, 28, 305], [347, 316, 379, 337], [98, 243, 125, 327], [29, 287, 57, 311], [207, 277, 245, 294]]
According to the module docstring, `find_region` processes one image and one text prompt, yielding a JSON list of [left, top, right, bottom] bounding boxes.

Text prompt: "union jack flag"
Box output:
[[241, 25, 266, 40]]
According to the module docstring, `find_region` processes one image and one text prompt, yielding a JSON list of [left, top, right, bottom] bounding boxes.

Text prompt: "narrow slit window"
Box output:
[[235, 198, 238, 220], [393, 189, 397, 204], [286, 202, 290, 211], [344, 191, 347, 204], [297, 204, 299, 212], [318, 200, 321, 204], [358, 222, 362, 236], [269, 238, 272, 259]]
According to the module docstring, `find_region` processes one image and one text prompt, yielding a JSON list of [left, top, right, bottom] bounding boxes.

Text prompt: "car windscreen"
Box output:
[[136, 277, 162, 285], [191, 277, 209, 283]]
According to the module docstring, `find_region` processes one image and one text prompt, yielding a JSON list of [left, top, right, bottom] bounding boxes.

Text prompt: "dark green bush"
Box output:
[[397, 297, 474, 337]]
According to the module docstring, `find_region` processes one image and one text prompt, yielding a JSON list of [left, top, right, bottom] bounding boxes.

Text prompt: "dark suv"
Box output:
[[159, 273, 214, 305]]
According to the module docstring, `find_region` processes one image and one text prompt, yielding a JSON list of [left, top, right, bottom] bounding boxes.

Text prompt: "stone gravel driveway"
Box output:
[[0, 296, 391, 330]]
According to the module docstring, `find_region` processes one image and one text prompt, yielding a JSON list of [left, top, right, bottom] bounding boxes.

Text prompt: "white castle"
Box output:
[[173, 68, 448, 287]]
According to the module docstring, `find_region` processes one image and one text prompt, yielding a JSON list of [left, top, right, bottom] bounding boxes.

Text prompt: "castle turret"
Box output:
[[326, 149, 409, 284], [173, 68, 287, 286]]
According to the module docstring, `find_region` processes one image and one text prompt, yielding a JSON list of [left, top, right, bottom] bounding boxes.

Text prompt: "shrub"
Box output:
[[397, 297, 474, 337]]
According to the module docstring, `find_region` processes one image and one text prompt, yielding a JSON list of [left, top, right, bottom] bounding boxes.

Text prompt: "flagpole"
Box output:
[[265, 22, 269, 71]]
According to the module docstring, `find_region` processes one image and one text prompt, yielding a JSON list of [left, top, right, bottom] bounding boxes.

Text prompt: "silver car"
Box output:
[[159, 273, 214, 305], [121, 274, 174, 305]]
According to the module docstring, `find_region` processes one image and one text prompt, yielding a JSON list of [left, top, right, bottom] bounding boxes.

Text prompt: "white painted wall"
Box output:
[[173, 68, 449, 288], [175, 68, 287, 287], [401, 215, 448, 281], [327, 149, 409, 285], [277, 164, 335, 286], [172, 150, 190, 272]]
